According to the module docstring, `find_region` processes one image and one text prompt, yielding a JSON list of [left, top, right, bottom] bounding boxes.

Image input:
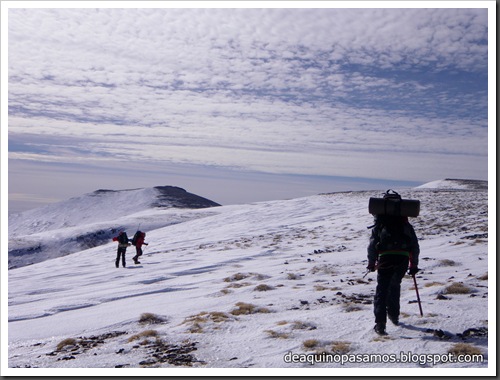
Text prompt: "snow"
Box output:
[[4, 182, 494, 376], [7, 186, 219, 269], [415, 178, 487, 191]]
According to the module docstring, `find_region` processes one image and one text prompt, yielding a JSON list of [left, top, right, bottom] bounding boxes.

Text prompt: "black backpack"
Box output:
[[131, 231, 141, 246], [376, 215, 412, 252], [118, 232, 129, 245]]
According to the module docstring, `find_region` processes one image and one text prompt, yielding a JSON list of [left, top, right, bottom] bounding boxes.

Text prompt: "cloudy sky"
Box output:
[[4, 2, 492, 212]]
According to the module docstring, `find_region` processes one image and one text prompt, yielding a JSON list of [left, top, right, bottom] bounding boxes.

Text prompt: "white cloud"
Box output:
[[6, 5, 489, 188]]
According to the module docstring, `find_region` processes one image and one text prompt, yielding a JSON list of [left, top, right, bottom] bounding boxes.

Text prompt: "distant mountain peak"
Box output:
[[8, 185, 221, 269], [417, 179, 487, 191], [152, 186, 221, 209]]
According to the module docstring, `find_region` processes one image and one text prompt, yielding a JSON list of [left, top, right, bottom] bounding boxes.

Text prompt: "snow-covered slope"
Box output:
[[8, 186, 220, 269], [416, 178, 488, 191], [6, 183, 492, 375]]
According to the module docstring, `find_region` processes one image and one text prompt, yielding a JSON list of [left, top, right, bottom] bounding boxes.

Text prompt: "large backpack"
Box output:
[[376, 215, 412, 252], [118, 232, 129, 245], [131, 231, 141, 246]]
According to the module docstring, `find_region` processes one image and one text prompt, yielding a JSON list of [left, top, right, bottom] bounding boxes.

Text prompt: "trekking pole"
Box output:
[[412, 274, 424, 317], [362, 269, 370, 278]]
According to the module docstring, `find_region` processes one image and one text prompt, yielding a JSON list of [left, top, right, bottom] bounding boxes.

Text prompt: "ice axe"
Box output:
[[412, 274, 424, 317]]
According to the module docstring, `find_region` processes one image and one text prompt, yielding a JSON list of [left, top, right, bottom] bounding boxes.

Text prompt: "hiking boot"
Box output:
[[374, 323, 387, 336], [388, 314, 399, 326], [115, 261, 119, 268]]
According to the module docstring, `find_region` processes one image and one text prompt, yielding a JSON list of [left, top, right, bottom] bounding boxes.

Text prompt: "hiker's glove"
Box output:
[[367, 263, 376, 272], [408, 267, 419, 275]]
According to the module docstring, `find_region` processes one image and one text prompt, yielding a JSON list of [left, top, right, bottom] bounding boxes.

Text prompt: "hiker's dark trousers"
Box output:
[[116, 247, 127, 267], [132, 246, 143, 261], [374, 255, 409, 324]]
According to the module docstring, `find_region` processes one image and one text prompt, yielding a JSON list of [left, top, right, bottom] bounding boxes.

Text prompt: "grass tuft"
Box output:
[[302, 339, 320, 350], [331, 341, 351, 354], [224, 273, 250, 282], [254, 284, 275, 292], [230, 302, 271, 315], [127, 330, 159, 343], [443, 282, 473, 294], [439, 259, 458, 267], [425, 281, 445, 287], [56, 338, 77, 351], [448, 343, 482, 356], [477, 272, 488, 280], [139, 312, 167, 325], [264, 330, 290, 339]]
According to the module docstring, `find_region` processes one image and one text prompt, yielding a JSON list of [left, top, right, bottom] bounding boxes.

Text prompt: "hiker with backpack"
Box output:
[[112, 231, 131, 268], [367, 191, 420, 336], [131, 230, 148, 265]]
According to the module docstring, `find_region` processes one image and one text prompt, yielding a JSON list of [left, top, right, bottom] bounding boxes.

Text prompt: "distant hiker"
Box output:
[[367, 214, 420, 335], [112, 231, 130, 268], [131, 230, 148, 265]]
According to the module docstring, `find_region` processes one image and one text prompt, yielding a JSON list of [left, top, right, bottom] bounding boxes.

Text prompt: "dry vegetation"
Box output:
[[230, 302, 271, 316], [127, 329, 159, 343], [302, 339, 320, 350], [439, 259, 458, 267], [264, 330, 290, 339], [448, 343, 483, 356], [139, 312, 168, 325], [331, 341, 351, 355], [477, 272, 488, 280], [254, 284, 275, 291], [56, 338, 77, 351], [444, 282, 474, 295], [182, 311, 232, 333]]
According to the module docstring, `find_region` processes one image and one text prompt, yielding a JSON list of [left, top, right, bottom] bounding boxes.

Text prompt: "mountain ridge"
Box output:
[[8, 185, 221, 269], [8, 179, 487, 269], [7, 179, 489, 371]]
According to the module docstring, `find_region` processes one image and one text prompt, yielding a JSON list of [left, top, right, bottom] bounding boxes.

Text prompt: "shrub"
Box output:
[[310, 264, 336, 275], [265, 330, 289, 339], [439, 259, 458, 267], [291, 321, 317, 330], [254, 284, 275, 292], [303, 339, 320, 350], [425, 281, 445, 288], [208, 311, 230, 323], [187, 322, 204, 334], [478, 273, 488, 280], [56, 338, 77, 351], [182, 311, 232, 333], [128, 330, 159, 343], [139, 313, 167, 325], [224, 273, 250, 282], [313, 285, 330, 291], [444, 282, 473, 294], [448, 343, 482, 356], [344, 303, 364, 312], [230, 302, 270, 315], [225, 282, 251, 289], [331, 341, 351, 355]]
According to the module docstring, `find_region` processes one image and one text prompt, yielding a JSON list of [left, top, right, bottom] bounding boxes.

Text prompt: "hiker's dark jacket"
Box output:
[[367, 218, 420, 269]]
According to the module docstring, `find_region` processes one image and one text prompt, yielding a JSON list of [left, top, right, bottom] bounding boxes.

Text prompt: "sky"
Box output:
[[2, 1, 494, 213]]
